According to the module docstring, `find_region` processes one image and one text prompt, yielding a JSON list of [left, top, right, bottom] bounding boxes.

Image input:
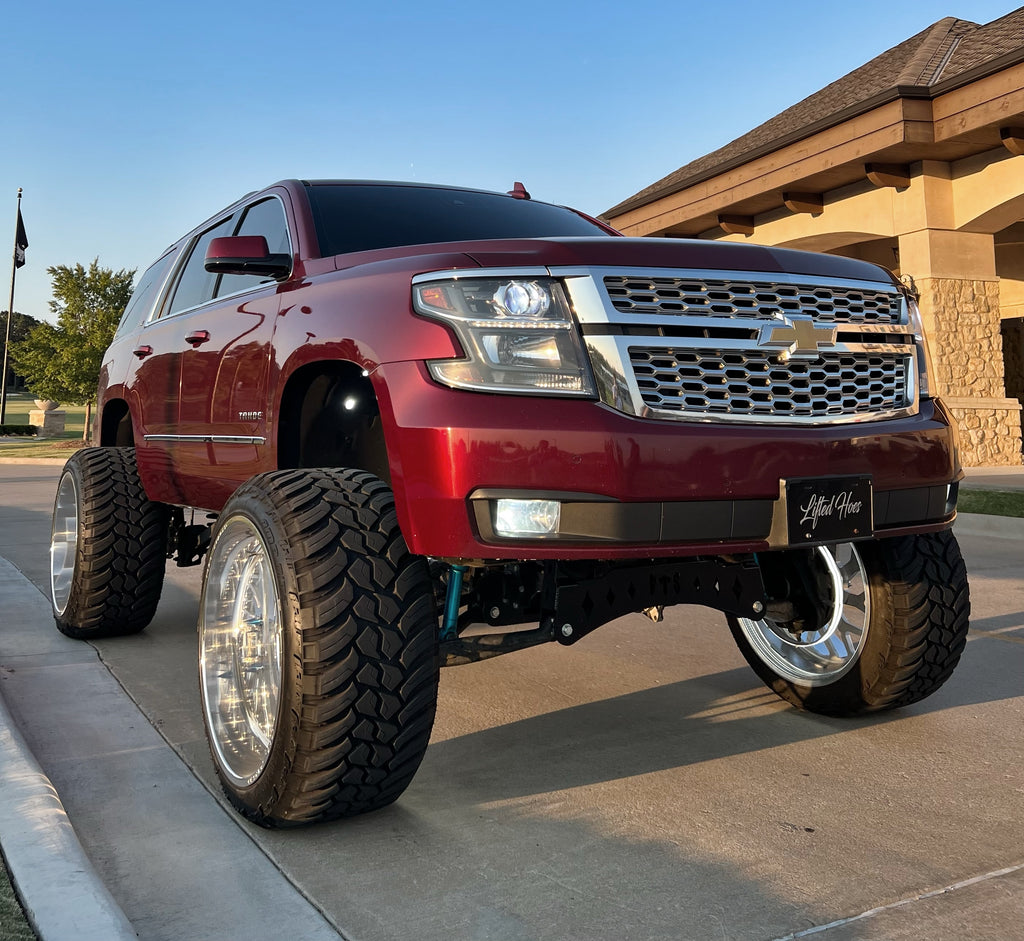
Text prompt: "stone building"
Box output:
[[605, 8, 1024, 465]]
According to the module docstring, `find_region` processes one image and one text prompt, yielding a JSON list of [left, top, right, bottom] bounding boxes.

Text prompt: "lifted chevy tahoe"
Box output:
[[49, 180, 970, 827]]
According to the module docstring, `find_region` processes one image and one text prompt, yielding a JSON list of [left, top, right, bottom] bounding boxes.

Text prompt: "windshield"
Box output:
[[305, 182, 609, 257]]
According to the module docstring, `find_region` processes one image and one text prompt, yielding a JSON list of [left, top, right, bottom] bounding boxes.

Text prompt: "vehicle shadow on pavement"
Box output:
[[969, 611, 1024, 633], [254, 634, 1024, 941], [261, 786, 819, 941], [422, 633, 1019, 805]]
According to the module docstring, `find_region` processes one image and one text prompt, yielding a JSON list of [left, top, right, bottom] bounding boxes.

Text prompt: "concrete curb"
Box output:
[[954, 512, 1024, 541], [0, 693, 137, 941]]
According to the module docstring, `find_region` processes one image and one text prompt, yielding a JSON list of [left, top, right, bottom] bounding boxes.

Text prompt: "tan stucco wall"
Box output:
[[997, 236, 1024, 320]]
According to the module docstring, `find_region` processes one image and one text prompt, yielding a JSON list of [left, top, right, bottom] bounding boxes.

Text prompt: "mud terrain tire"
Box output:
[[50, 447, 168, 638], [198, 468, 439, 827], [730, 531, 970, 716]]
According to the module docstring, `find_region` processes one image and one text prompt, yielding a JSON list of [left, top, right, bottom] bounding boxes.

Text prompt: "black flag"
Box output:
[[14, 207, 27, 268]]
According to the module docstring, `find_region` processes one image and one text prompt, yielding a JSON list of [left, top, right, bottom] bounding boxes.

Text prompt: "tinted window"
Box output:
[[115, 249, 178, 337], [307, 184, 607, 257], [165, 216, 236, 315], [215, 197, 291, 297]]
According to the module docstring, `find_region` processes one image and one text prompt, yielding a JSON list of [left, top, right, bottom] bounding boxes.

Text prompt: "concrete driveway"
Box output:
[[0, 462, 1022, 941]]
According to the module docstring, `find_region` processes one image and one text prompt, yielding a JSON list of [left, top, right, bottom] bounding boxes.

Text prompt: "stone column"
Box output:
[[899, 227, 1023, 465]]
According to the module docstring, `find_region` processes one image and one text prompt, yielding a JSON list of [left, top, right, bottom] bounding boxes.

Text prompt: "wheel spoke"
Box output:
[[844, 589, 867, 614], [824, 631, 847, 661]]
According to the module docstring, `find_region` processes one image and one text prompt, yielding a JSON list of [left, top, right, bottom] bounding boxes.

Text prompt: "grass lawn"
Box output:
[[0, 870, 36, 941], [957, 488, 1024, 518], [0, 394, 89, 459]]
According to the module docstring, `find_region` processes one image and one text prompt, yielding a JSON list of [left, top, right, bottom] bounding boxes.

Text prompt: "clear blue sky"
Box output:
[[3, 0, 1020, 322]]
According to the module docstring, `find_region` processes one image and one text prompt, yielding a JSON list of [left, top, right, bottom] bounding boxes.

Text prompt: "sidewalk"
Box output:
[[0, 554, 343, 941], [0, 683, 137, 941], [962, 464, 1024, 491]]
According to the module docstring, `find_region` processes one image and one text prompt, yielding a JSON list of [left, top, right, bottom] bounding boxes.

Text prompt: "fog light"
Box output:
[[494, 499, 560, 537]]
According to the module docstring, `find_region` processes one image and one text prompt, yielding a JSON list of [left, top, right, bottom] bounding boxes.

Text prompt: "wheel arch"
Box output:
[[277, 360, 391, 481], [99, 397, 135, 447]]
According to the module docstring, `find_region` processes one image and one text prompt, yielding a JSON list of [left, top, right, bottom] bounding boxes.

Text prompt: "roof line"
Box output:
[[605, 85, 924, 217], [896, 17, 965, 86], [925, 35, 964, 85]]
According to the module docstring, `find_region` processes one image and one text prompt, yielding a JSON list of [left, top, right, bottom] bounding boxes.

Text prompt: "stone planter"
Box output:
[[34, 399, 61, 411]]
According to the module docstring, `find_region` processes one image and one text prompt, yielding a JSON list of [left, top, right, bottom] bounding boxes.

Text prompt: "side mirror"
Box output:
[[204, 236, 291, 281]]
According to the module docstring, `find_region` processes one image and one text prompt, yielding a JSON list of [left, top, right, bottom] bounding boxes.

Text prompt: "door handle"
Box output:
[[185, 330, 211, 346], [133, 345, 153, 359]]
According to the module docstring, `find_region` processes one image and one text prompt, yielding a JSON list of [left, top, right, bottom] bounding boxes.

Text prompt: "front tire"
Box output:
[[50, 447, 168, 638], [198, 468, 439, 827], [730, 531, 970, 716]]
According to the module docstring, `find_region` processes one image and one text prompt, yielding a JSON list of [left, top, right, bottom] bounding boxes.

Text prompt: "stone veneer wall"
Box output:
[[918, 278, 1023, 465]]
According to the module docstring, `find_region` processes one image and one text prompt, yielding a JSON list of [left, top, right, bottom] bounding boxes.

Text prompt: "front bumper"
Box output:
[[375, 361, 961, 560]]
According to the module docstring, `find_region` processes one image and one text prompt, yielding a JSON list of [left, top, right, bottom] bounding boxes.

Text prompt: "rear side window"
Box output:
[[115, 250, 178, 337], [165, 216, 237, 316], [307, 183, 607, 257]]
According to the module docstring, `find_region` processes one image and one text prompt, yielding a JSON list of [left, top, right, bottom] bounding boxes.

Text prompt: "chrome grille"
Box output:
[[559, 265, 917, 425], [630, 348, 911, 419], [604, 276, 901, 325]]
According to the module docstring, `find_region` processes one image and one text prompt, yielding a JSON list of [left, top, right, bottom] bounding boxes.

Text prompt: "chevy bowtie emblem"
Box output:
[[757, 315, 837, 360]]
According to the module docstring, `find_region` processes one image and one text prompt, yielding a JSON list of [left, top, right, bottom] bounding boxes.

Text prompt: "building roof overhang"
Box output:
[[606, 11, 1024, 238]]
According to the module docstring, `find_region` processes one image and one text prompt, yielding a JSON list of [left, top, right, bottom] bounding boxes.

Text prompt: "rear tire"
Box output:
[[730, 531, 970, 716], [50, 447, 168, 638], [198, 468, 439, 827]]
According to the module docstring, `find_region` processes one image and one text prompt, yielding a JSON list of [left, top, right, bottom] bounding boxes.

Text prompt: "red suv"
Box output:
[[49, 180, 969, 827]]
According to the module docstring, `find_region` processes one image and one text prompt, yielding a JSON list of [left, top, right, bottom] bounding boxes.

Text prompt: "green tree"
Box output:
[[12, 260, 134, 439], [0, 310, 42, 391]]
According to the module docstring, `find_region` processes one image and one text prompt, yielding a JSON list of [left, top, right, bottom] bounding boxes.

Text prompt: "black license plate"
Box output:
[[786, 476, 873, 544]]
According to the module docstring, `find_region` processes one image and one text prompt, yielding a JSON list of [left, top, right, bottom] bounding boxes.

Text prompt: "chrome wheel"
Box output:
[[736, 543, 869, 686], [50, 472, 79, 616], [200, 516, 283, 788]]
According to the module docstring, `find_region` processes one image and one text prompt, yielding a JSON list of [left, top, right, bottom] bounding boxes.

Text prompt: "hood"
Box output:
[[462, 237, 897, 284], [330, 237, 897, 286]]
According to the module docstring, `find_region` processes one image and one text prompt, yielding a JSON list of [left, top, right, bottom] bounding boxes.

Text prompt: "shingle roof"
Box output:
[[607, 7, 1024, 218], [942, 6, 1024, 78]]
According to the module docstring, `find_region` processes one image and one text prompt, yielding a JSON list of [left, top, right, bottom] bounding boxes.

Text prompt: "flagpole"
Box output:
[[1, 188, 23, 424]]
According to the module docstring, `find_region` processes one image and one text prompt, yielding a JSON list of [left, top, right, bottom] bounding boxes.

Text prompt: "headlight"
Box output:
[[414, 275, 596, 395], [906, 297, 934, 398]]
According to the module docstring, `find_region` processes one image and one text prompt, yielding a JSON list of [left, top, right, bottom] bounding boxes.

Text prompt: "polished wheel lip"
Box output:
[[50, 472, 78, 615], [200, 515, 283, 789], [738, 543, 870, 687]]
